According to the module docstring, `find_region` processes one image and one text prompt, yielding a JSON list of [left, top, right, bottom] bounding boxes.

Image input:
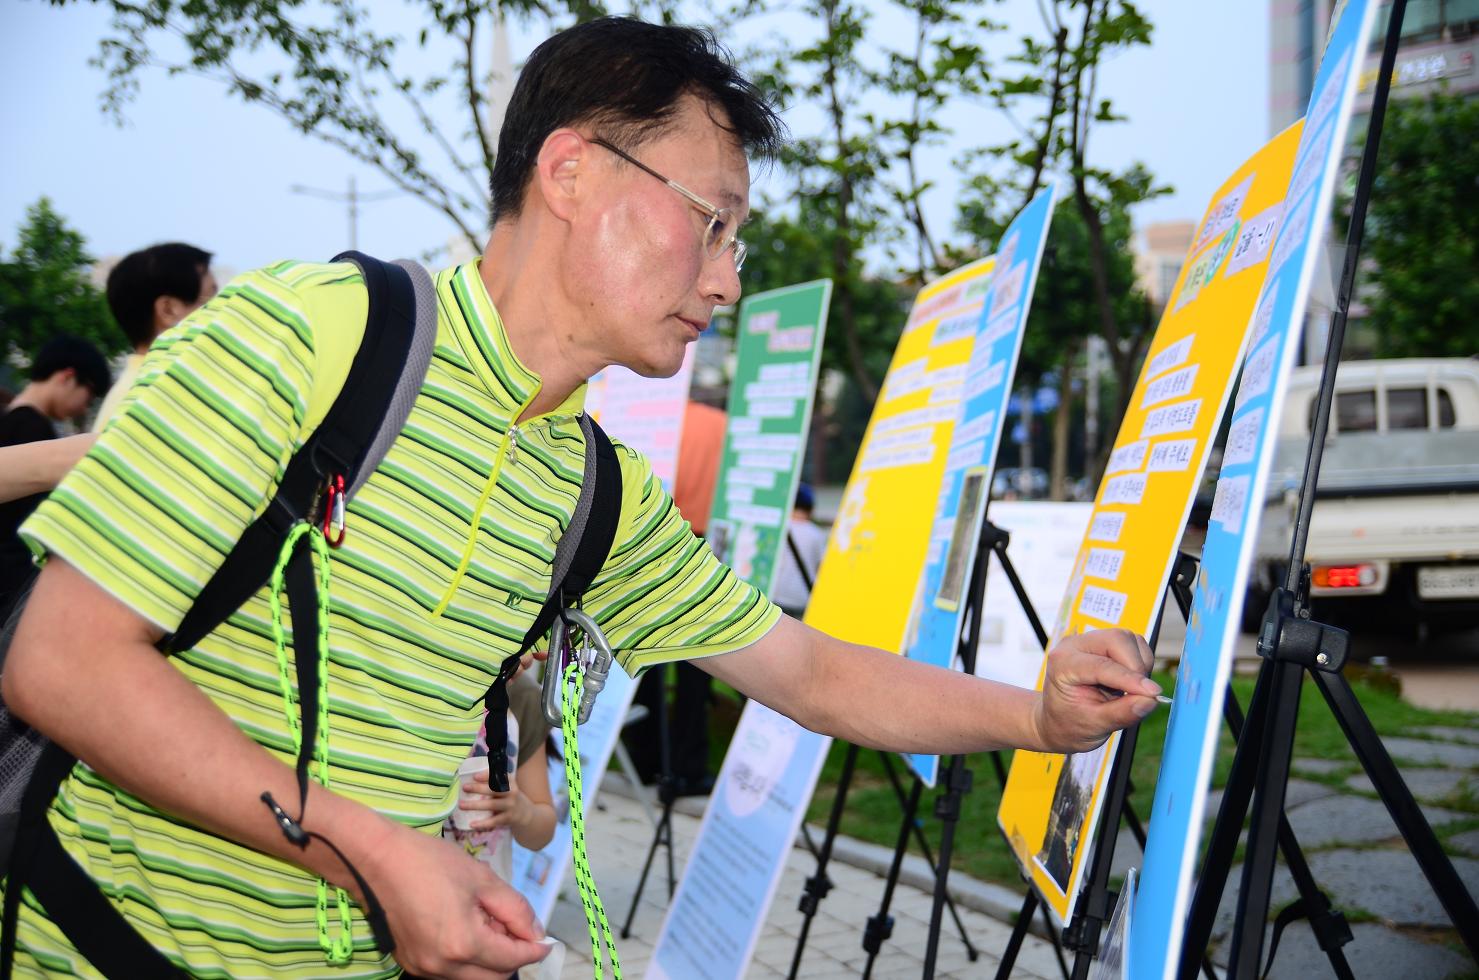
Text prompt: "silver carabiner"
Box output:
[[540, 607, 614, 728]]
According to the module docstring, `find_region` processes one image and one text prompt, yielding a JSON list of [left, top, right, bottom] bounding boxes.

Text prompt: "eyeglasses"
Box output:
[[590, 137, 748, 272]]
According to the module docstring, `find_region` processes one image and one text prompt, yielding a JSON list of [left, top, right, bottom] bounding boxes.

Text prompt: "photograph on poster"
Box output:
[[1034, 749, 1104, 890], [934, 466, 989, 612], [1090, 868, 1135, 980]]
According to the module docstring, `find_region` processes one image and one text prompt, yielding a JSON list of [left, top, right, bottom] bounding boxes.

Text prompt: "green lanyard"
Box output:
[[561, 659, 622, 979], [267, 523, 356, 964]]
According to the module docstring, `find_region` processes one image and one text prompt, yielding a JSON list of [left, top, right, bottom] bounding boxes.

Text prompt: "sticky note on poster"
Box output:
[[996, 120, 1305, 926]]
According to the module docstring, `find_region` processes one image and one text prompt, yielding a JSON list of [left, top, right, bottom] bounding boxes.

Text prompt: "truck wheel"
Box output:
[[1240, 587, 1269, 635]]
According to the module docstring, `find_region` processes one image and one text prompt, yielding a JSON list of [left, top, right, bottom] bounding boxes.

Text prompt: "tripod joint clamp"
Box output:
[[797, 871, 833, 915], [933, 767, 974, 822], [861, 912, 894, 954], [981, 520, 1012, 554], [1061, 887, 1116, 958], [1255, 586, 1348, 674]]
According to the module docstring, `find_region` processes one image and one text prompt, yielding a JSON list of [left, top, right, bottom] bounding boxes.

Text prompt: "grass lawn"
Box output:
[[704, 669, 1479, 890]]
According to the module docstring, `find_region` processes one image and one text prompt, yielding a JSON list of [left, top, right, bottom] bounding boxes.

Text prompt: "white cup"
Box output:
[[452, 755, 490, 831]]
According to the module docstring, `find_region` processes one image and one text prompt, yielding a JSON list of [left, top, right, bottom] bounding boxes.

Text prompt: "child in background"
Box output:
[[445, 671, 557, 882]]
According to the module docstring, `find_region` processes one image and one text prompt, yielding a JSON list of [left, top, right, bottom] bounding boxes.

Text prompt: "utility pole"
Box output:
[[290, 177, 403, 250]]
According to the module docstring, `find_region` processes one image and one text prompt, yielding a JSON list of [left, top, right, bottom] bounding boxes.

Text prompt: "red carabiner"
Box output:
[[323, 474, 347, 547]]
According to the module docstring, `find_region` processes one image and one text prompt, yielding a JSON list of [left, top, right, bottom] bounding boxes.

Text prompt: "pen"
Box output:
[[1097, 684, 1173, 705]]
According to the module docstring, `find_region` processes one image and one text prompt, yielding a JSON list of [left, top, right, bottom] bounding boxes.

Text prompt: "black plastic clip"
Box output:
[[262, 792, 310, 848], [1256, 585, 1348, 674], [862, 912, 894, 954]]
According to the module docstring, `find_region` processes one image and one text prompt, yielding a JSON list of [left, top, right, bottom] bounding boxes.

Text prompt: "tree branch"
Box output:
[[462, 9, 498, 191]]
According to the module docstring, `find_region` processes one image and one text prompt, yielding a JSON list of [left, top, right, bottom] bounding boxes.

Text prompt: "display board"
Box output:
[[648, 259, 996, 979], [1128, 2, 1380, 975], [972, 501, 1093, 691], [997, 121, 1305, 925], [806, 254, 998, 647], [706, 279, 832, 593], [900, 185, 1057, 786], [508, 353, 694, 923], [582, 346, 696, 486], [1090, 868, 1135, 980]]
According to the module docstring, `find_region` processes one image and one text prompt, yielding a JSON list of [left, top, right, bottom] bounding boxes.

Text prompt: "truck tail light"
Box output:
[[1312, 564, 1376, 589]]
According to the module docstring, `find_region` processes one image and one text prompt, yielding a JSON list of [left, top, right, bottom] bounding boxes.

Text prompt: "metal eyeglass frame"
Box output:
[[590, 136, 748, 271]]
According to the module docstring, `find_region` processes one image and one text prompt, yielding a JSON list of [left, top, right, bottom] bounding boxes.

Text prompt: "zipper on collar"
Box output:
[[431, 391, 540, 618]]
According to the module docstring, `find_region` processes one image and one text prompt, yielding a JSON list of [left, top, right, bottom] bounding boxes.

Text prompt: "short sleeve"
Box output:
[[586, 444, 781, 676], [507, 672, 549, 767], [19, 267, 325, 633]]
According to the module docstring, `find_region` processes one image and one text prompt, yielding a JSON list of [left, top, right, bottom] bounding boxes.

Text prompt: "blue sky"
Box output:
[[1, 2, 1268, 276]]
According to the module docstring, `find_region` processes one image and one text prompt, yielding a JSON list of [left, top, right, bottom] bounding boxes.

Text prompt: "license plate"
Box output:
[[1417, 565, 1479, 600]]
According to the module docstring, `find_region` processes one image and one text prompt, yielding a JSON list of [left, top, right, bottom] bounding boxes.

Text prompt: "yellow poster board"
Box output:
[[805, 255, 995, 650], [997, 122, 1304, 923]]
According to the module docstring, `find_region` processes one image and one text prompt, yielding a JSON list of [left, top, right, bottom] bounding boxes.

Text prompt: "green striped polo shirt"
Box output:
[[11, 259, 779, 978]]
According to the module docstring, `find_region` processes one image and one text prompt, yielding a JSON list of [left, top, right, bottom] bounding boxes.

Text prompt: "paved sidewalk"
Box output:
[[545, 783, 1064, 979], [543, 737, 1479, 979]]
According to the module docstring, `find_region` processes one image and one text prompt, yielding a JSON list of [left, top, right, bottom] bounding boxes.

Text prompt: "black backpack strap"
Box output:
[[483, 415, 622, 792], [165, 252, 429, 654], [515, 414, 624, 657]]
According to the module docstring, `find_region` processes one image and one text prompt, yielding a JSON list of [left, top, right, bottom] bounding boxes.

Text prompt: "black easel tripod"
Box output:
[[1179, 3, 1479, 976], [620, 660, 676, 938], [1052, 552, 1348, 980], [782, 531, 986, 979]]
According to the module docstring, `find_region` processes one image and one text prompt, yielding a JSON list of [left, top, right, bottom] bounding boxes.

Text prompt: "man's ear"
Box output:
[[154, 294, 188, 331], [533, 129, 588, 224]]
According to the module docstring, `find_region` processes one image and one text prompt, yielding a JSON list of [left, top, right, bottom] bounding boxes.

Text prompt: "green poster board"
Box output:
[[707, 279, 832, 595]]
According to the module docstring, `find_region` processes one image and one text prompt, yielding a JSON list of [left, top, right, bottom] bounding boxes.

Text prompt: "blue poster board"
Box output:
[[647, 703, 830, 979], [901, 184, 1057, 786], [1128, 2, 1381, 977]]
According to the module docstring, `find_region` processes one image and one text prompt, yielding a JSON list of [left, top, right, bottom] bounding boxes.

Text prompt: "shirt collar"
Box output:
[[437, 260, 588, 419]]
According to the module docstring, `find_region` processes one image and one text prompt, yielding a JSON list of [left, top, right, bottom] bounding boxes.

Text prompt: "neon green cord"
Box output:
[[268, 522, 356, 965], [562, 660, 622, 979]]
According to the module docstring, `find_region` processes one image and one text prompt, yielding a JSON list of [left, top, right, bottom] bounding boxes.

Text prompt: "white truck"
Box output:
[[1248, 357, 1479, 640]]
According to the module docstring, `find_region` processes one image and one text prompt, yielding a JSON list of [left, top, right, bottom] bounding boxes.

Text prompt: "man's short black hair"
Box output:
[[30, 336, 111, 396], [106, 242, 213, 347], [489, 16, 784, 224]]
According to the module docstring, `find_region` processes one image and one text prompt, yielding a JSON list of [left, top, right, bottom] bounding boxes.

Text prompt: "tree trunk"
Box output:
[[1050, 342, 1078, 500], [823, 0, 878, 404]]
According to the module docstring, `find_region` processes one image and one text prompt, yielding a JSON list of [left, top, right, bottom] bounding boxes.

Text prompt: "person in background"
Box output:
[[445, 672, 558, 885], [0, 435, 96, 507], [0, 337, 110, 608], [96, 242, 217, 429], [625, 397, 728, 796], [771, 482, 829, 618]]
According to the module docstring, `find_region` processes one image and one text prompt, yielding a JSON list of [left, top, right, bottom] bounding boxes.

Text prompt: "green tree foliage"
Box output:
[[0, 198, 122, 372], [747, 0, 1000, 403], [1356, 90, 1479, 358], [958, 0, 1165, 491]]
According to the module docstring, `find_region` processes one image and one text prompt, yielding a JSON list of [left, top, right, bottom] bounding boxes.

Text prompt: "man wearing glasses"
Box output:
[[5, 16, 1161, 979]]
